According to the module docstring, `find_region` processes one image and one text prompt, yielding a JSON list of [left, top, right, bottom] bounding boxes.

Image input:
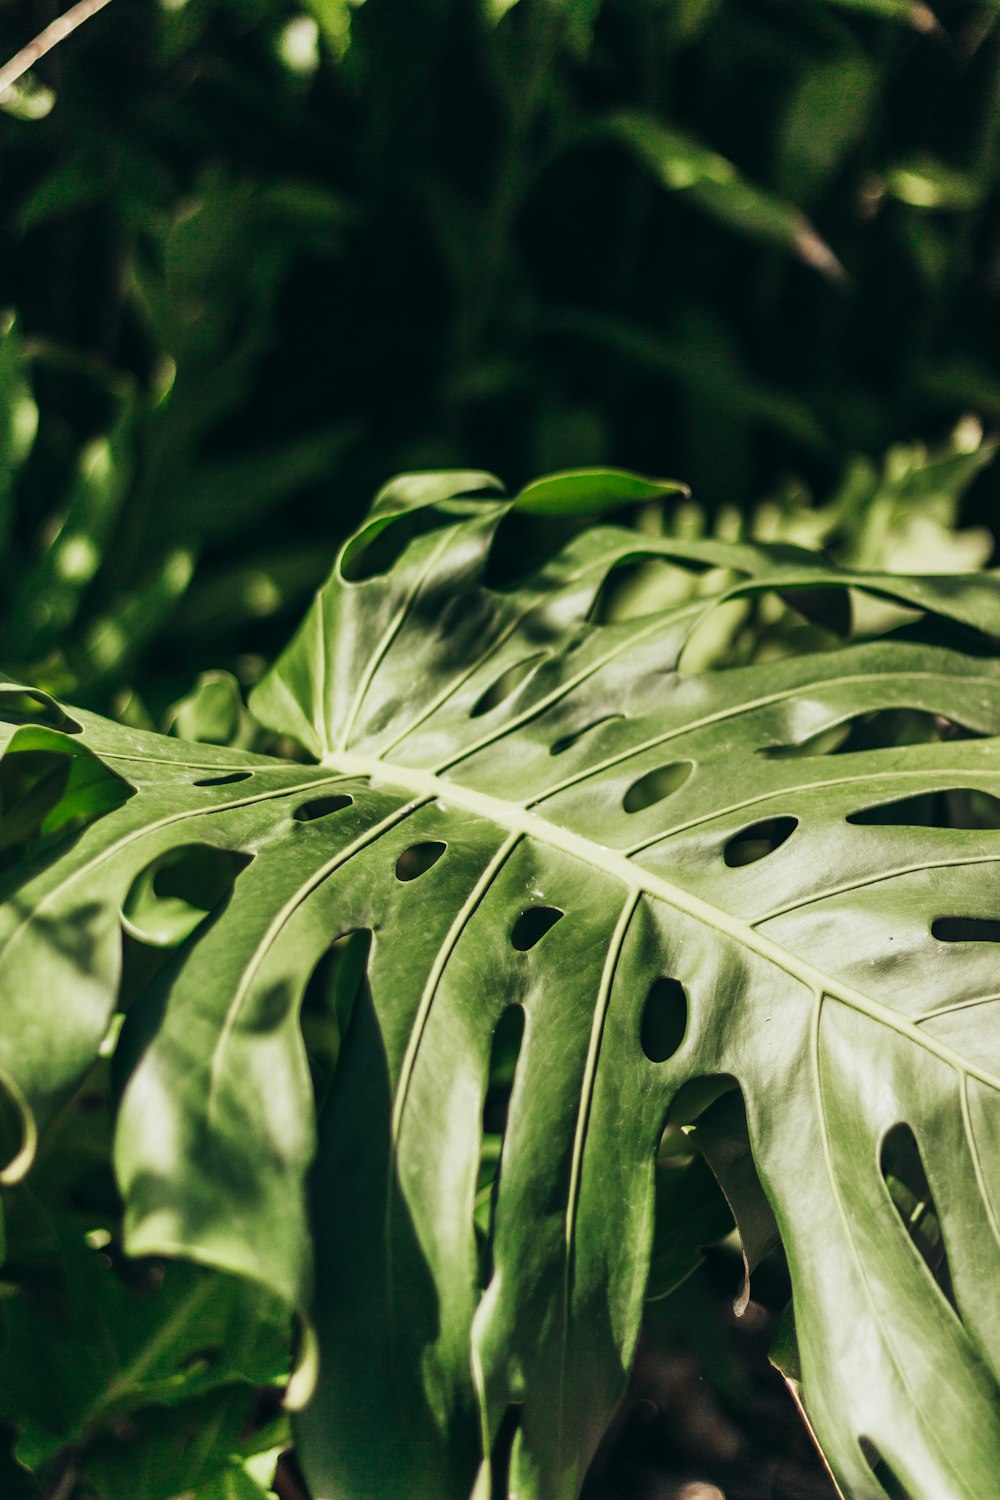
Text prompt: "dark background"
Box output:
[[2, 0, 999, 705]]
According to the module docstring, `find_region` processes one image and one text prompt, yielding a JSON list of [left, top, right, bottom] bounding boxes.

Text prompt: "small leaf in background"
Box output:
[[515, 466, 688, 515], [306, 0, 365, 58], [820, 0, 940, 30], [601, 113, 846, 279], [561, 0, 604, 58], [548, 309, 829, 451], [0, 315, 38, 555], [5, 403, 136, 660], [485, 0, 522, 23], [0, 74, 55, 121], [165, 670, 258, 749], [15, 153, 107, 233], [885, 155, 986, 211], [777, 52, 877, 205], [276, 15, 321, 76], [110, 685, 157, 732], [916, 356, 1000, 420], [78, 548, 194, 684]]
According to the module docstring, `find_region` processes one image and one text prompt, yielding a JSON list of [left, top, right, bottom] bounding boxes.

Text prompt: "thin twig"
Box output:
[[0, 0, 115, 98]]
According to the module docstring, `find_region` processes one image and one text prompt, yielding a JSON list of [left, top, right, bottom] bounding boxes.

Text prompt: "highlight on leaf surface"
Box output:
[[2, 466, 1000, 1499]]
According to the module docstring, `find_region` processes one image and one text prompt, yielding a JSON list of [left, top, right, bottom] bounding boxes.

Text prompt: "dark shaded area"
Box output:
[[723, 816, 798, 867], [597, 1081, 814, 1500], [584, 1249, 840, 1500], [2, 0, 1000, 714], [859, 1437, 913, 1500], [477, 1001, 526, 1285]]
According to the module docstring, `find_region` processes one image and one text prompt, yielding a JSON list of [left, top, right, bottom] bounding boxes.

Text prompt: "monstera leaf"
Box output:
[[3, 468, 1000, 1500]]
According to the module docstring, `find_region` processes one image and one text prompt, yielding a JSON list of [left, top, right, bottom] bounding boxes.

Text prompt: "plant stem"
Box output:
[[0, 0, 115, 97]]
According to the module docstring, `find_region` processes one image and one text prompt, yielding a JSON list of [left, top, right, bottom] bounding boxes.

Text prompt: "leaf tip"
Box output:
[[793, 223, 849, 285]]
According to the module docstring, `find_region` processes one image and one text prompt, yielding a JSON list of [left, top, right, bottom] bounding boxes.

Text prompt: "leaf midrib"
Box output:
[[326, 750, 1000, 1097]]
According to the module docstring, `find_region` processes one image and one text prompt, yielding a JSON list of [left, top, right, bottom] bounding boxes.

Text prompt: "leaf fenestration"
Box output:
[[4, 468, 1000, 1499]]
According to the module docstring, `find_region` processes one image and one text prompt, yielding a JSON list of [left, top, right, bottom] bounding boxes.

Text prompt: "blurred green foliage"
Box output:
[[2, 0, 1000, 714]]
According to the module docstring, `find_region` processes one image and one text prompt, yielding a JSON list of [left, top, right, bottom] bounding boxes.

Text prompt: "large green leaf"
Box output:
[[3, 470, 1000, 1498]]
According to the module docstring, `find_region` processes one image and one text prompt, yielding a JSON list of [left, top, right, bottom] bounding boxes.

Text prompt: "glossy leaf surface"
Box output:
[[3, 471, 1000, 1499]]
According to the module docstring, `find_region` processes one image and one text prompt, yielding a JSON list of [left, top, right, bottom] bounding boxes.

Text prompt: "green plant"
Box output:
[[3, 467, 1000, 1498], [5, 0, 1000, 733], [0, 152, 352, 707]]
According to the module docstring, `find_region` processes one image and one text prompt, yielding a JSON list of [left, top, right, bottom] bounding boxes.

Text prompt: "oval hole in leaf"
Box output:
[[622, 761, 692, 813], [511, 906, 563, 951], [641, 977, 688, 1062], [122, 845, 251, 947], [848, 788, 1000, 830], [778, 585, 851, 638], [300, 930, 372, 1110], [477, 1004, 526, 1284], [193, 771, 253, 788], [932, 916, 1000, 943], [760, 709, 978, 760], [724, 816, 797, 868], [395, 840, 446, 882], [549, 715, 623, 756], [859, 1437, 913, 1500], [471, 655, 546, 718], [293, 794, 353, 822], [880, 1122, 958, 1317]]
